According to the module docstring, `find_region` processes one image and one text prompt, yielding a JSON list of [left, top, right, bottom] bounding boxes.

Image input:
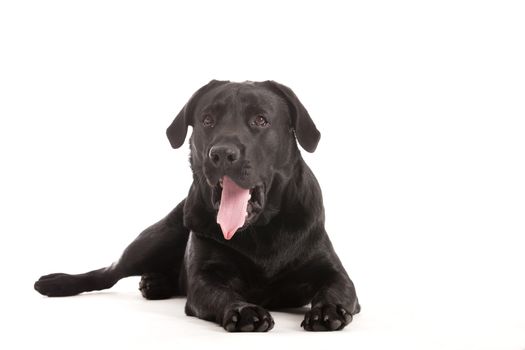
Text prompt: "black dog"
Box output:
[[34, 80, 360, 332]]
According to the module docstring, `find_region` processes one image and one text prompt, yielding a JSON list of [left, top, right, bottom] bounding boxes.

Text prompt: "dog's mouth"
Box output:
[[211, 176, 265, 240]]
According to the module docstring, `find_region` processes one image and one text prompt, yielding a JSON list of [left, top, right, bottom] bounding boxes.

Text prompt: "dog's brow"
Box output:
[[245, 104, 270, 115], [203, 102, 226, 115]]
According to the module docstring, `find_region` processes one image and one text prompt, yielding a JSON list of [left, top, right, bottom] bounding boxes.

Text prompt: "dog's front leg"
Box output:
[[302, 270, 360, 331], [185, 277, 274, 332], [184, 235, 274, 332]]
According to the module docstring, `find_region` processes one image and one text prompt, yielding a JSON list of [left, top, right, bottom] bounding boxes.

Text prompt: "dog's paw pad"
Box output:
[[138, 273, 177, 300], [301, 304, 352, 331], [223, 304, 274, 332]]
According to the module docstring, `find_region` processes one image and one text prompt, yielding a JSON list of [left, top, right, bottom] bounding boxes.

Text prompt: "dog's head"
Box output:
[[167, 80, 320, 240]]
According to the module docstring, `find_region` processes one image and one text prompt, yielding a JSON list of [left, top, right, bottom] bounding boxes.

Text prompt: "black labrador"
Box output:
[[34, 80, 360, 332]]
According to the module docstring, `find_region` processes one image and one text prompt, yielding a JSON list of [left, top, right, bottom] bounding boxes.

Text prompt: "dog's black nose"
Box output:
[[209, 144, 240, 166]]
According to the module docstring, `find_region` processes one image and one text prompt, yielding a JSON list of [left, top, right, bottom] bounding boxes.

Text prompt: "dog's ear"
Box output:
[[167, 80, 228, 149], [263, 81, 321, 153]]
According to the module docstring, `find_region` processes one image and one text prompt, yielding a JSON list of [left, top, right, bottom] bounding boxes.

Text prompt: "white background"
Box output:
[[1, 1, 524, 349]]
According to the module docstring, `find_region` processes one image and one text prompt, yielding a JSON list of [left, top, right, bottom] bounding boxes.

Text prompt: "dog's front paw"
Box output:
[[222, 303, 274, 332], [301, 304, 352, 331]]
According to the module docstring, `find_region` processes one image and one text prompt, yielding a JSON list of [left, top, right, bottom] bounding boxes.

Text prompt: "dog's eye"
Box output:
[[202, 114, 215, 128], [252, 115, 270, 128]]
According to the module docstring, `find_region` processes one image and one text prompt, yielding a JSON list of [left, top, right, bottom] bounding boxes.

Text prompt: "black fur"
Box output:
[[34, 80, 360, 332]]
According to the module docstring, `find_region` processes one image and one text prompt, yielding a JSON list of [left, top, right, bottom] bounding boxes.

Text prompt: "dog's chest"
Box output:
[[241, 234, 307, 278]]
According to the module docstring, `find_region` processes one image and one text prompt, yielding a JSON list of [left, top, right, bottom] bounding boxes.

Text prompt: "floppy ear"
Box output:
[[264, 81, 321, 153], [167, 80, 228, 149]]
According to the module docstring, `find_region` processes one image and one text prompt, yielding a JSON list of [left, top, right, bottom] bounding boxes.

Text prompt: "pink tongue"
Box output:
[[217, 176, 250, 240]]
